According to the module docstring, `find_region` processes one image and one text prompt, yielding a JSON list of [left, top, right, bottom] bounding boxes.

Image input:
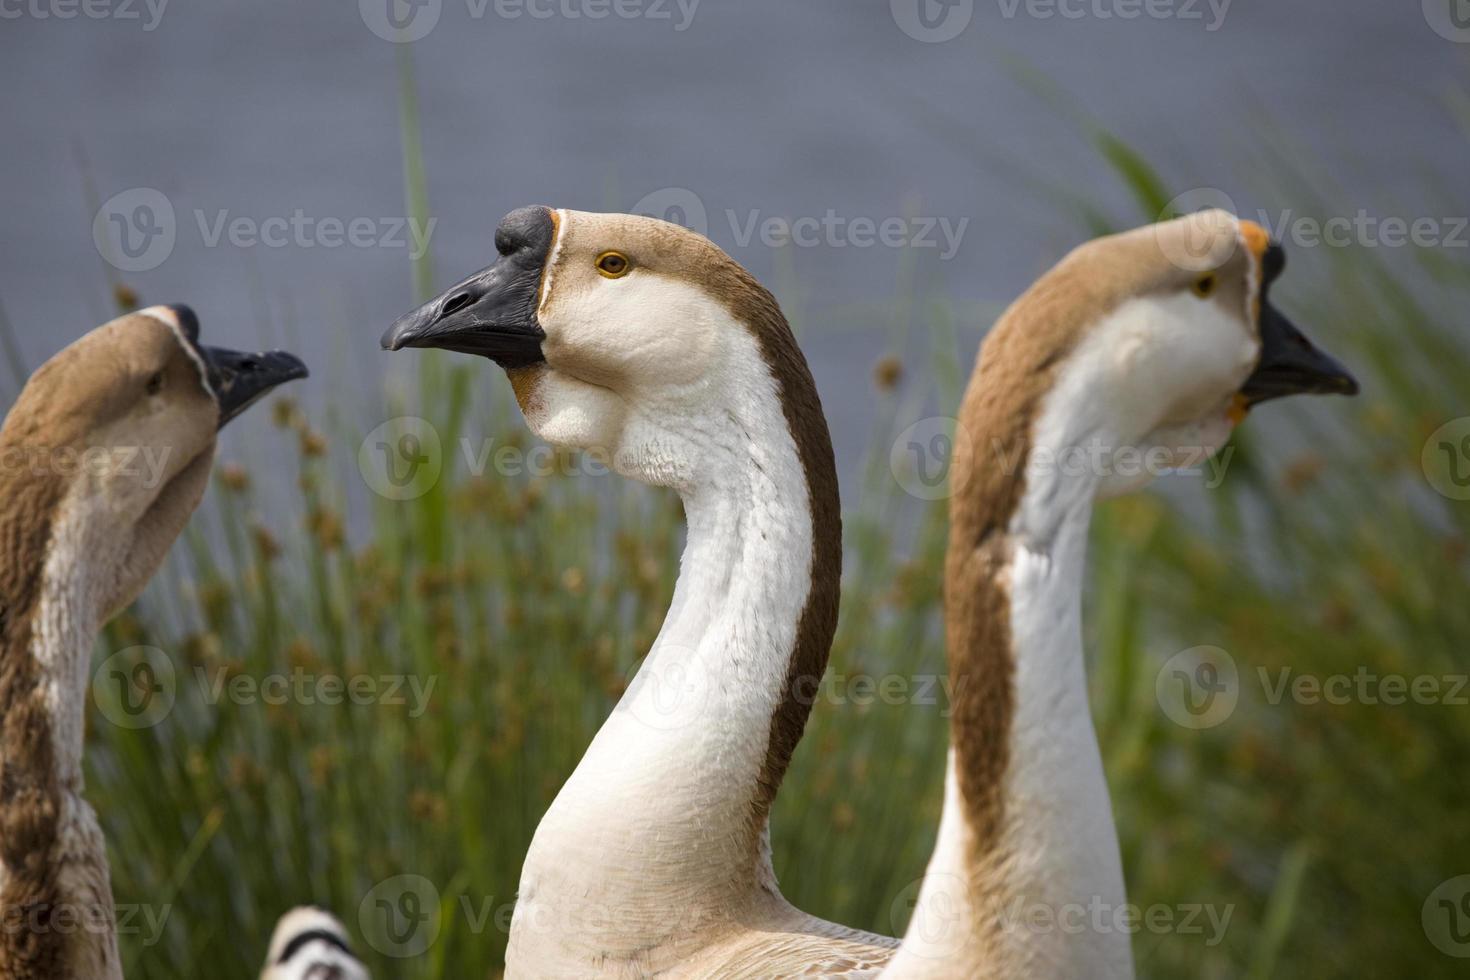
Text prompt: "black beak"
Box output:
[[1239, 297, 1359, 407], [204, 347, 310, 428], [380, 206, 553, 369], [163, 305, 309, 428], [1237, 244, 1357, 408]]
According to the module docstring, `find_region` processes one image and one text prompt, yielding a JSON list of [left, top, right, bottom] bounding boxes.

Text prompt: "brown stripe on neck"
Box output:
[[0, 431, 69, 977], [946, 253, 1110, 855], [695, 258, 842, 826]]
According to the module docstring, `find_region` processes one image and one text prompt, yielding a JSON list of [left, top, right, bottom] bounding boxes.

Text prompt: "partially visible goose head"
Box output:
[[0, 304, 307, 619], [383, 207, 823, 494], [969, 208, 1357, 508], [260, 906, 369, 980]]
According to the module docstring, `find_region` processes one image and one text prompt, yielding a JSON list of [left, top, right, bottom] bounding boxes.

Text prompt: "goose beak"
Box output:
[[1239, 298, 1359, 408], [382, 207, 554, 369], [160, 304, 309, 428], [204, 346, 310, 428], [381, 259, 547, 369]]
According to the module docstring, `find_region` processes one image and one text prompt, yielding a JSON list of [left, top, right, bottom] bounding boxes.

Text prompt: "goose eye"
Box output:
[[596, 251, 631, 279], [1191, 274, 1217, 299], [145, 372, 165, 396]]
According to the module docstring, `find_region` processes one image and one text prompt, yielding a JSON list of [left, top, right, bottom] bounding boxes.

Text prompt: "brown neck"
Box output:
[[0, 454, 69, 978], [731, 281, 843, 825], [944, 297, 1084, 858]]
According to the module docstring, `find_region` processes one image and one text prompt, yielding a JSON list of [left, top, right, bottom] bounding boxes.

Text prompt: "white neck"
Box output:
[[890, 365, 1134, 979], [36, 496, 113, 791], [2, 488, 126, 980], [1002, 491, 1132, 975], [509, 362, 819, 969]]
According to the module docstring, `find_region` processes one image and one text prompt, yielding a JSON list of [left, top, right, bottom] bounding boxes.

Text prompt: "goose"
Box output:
[[885, 210, 1357, 979], [383, 206, 900, 977], [0, 305, 306, 980], [259, 906, 370, 980]]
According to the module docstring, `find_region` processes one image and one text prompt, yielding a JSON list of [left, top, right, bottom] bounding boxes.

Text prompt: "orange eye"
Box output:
[[1191, 274, 1217, 298], [596, 251, 631, 279]]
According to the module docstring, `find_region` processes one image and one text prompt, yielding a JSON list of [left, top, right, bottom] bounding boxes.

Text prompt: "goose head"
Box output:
[[982, 208, 1358, 501], [0, 304, 307, 618], [261, 906, 369, 980], [384, 207, 807, 492]]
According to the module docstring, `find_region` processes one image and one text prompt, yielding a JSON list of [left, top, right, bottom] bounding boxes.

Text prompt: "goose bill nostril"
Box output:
[[441, 291, 477, 316]]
